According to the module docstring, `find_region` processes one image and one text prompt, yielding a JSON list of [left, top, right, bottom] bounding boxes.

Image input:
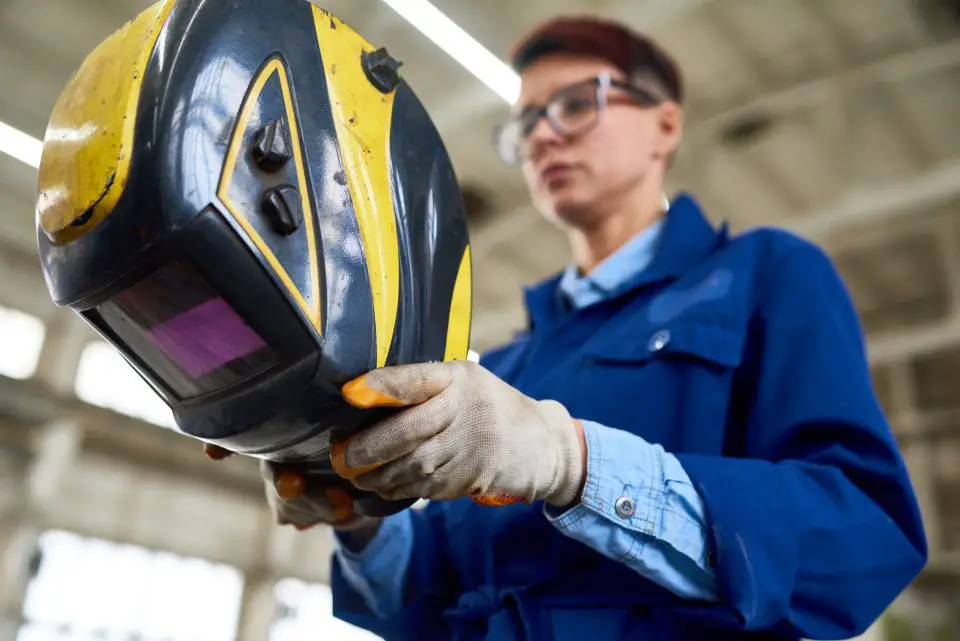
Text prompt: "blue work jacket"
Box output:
[[331, 193, 927, 640]]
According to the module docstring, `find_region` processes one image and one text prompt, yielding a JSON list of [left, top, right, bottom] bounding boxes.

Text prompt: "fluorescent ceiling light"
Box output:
[[0, 121, 42, 168], [378, 0, 520, 104]]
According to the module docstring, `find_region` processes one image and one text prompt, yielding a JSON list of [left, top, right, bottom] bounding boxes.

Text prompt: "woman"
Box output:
[[255, 16, 927, 641]]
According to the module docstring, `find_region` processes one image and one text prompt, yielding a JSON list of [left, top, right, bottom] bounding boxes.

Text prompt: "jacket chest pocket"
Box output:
[[570, 320, 746, 454]]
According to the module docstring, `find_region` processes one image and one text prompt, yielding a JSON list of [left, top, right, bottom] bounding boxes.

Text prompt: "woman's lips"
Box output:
[[539, 162, 578, 188]]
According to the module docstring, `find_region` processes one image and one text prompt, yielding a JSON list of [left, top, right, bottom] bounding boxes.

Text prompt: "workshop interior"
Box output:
[[1, 0, 959, 639]]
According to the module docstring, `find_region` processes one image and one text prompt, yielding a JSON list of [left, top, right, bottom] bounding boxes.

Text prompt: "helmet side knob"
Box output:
[[261, 185, 303, 235], [252, 118, 292, 172], [361, 47, 402, 93]]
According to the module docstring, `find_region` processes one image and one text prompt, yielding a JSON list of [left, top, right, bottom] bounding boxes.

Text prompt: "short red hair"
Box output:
[[509, 15, 684, 104]]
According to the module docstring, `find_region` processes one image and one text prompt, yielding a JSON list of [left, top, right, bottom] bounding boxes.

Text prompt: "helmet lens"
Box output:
[[94, 261, 277, 398]]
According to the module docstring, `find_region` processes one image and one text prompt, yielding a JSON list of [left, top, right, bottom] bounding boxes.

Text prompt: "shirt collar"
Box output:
[[557, 216, 664, 304], [524, 192, 727, 329]]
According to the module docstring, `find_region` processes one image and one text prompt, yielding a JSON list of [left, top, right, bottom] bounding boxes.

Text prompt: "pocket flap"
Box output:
[[585, 321, 745, 368]]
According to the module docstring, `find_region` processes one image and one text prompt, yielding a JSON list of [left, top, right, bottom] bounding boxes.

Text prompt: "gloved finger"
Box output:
[[274, 469, 306, 501], [331, 393, 452, 479], [350, 434, 455, 492], [204, 443, 234, 460], [276, 498, 336, 529], [274, 496, 322, 525], [341, 362, 456, 409], [374, 467, 465, 502], [323, 486, 356, 522], [372, 469, 526, 505], [261, 463, 315, 512], [267, 471, 354, 527]]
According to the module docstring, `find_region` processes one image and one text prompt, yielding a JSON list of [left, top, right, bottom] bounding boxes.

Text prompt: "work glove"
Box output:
[[331, 361, 586, 508], [204, 444, 378, 532]]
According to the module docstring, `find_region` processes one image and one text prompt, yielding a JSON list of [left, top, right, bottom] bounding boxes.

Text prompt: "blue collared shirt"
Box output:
[[557, 216, 664, 307], [334, 206, 718, 617]]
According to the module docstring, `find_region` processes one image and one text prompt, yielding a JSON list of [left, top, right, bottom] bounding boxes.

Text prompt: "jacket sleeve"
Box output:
[[331, 511, 414, 618], [672, 237, 928, 639], [331, 502, 461, 641]]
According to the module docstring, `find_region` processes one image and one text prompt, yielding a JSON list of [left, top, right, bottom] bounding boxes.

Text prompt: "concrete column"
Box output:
[[234, 518, 292, 641], [0, 447, 32, 641], [235, 573, 278, 641], [32, 313, 90, 395], [0, 416, 82, 641], [25, 419, 81, 509]]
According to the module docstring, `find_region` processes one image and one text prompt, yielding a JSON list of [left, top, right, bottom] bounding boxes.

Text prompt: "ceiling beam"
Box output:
[[689, 39, 960, 141], [0, 374, 264, 498], [868, 314, 960, 365], [783, 159, 960, 240]]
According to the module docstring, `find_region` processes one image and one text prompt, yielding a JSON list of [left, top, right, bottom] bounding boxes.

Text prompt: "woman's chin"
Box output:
[[542, 192, 599, 228]]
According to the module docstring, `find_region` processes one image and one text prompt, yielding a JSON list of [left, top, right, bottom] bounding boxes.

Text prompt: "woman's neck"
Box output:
[[570, 184, 667, 275]]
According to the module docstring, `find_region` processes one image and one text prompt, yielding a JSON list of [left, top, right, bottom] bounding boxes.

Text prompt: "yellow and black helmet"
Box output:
[[35, 0, 472, 516]]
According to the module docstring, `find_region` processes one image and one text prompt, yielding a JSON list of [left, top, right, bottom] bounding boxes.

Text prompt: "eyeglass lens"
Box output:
[[497, 80, 602, 164]]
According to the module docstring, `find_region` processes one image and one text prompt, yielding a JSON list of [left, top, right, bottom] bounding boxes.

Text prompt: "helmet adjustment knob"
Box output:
[[260, 185, 303, 235], [361, 47, 402, 93], [253, 119, 292, 172]]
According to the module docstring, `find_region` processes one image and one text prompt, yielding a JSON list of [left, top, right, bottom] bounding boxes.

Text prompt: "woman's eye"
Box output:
[[561, 98, 594, 115]]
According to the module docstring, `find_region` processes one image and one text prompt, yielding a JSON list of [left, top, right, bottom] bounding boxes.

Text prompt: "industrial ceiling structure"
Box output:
[[0, 0, 958, 639]]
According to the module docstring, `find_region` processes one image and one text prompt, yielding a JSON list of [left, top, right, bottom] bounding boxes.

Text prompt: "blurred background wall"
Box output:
[[1, 0, 959, 639]]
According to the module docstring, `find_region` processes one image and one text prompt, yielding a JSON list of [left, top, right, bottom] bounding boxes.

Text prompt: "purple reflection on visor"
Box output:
[[146, 297, 268, 378]]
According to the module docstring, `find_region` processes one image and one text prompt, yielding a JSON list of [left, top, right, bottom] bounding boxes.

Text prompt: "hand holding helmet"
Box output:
[[204, 443, 381, 533], [330, 360, 587, 508], [260, 461, 381, 533]]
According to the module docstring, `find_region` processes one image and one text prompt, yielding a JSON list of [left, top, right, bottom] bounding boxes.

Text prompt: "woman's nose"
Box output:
[[523, 116, 564, 161]]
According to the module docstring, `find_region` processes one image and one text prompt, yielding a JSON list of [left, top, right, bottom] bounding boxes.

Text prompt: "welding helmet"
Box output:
[[34, 0, 472, 517]]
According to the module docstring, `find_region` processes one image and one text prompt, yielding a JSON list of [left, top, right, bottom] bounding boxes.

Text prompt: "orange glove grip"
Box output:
[[330, 438, 385, 479], [471, 492, 527, 507], [341, 375, 408, 409]]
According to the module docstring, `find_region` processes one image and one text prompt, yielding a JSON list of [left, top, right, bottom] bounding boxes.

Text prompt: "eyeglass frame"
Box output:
[[492, 73, 667, 165]]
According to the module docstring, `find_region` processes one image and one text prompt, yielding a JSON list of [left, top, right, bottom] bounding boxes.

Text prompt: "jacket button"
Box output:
[[648, 329, 670, 352], [614, 496, 634, 519]]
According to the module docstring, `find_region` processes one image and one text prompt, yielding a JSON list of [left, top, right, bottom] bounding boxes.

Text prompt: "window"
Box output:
[[74, 341, 177, 429], [18, 530, 244, 641], [271, 578, 382, 641], [0, 305, 46, 379]]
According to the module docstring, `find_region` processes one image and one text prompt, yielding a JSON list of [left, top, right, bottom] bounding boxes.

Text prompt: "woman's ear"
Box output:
[[656, 102, 684, 159]]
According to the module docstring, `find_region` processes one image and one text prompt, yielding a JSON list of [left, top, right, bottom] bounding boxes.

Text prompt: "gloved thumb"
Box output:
[[342, 362, 455, 409]]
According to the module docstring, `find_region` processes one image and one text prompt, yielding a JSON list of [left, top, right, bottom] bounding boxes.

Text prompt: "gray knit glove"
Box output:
[[330, 361, 585, 508]]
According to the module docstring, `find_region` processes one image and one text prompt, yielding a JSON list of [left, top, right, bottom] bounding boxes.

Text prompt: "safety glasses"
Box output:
[[493, 73, 665, 165]]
